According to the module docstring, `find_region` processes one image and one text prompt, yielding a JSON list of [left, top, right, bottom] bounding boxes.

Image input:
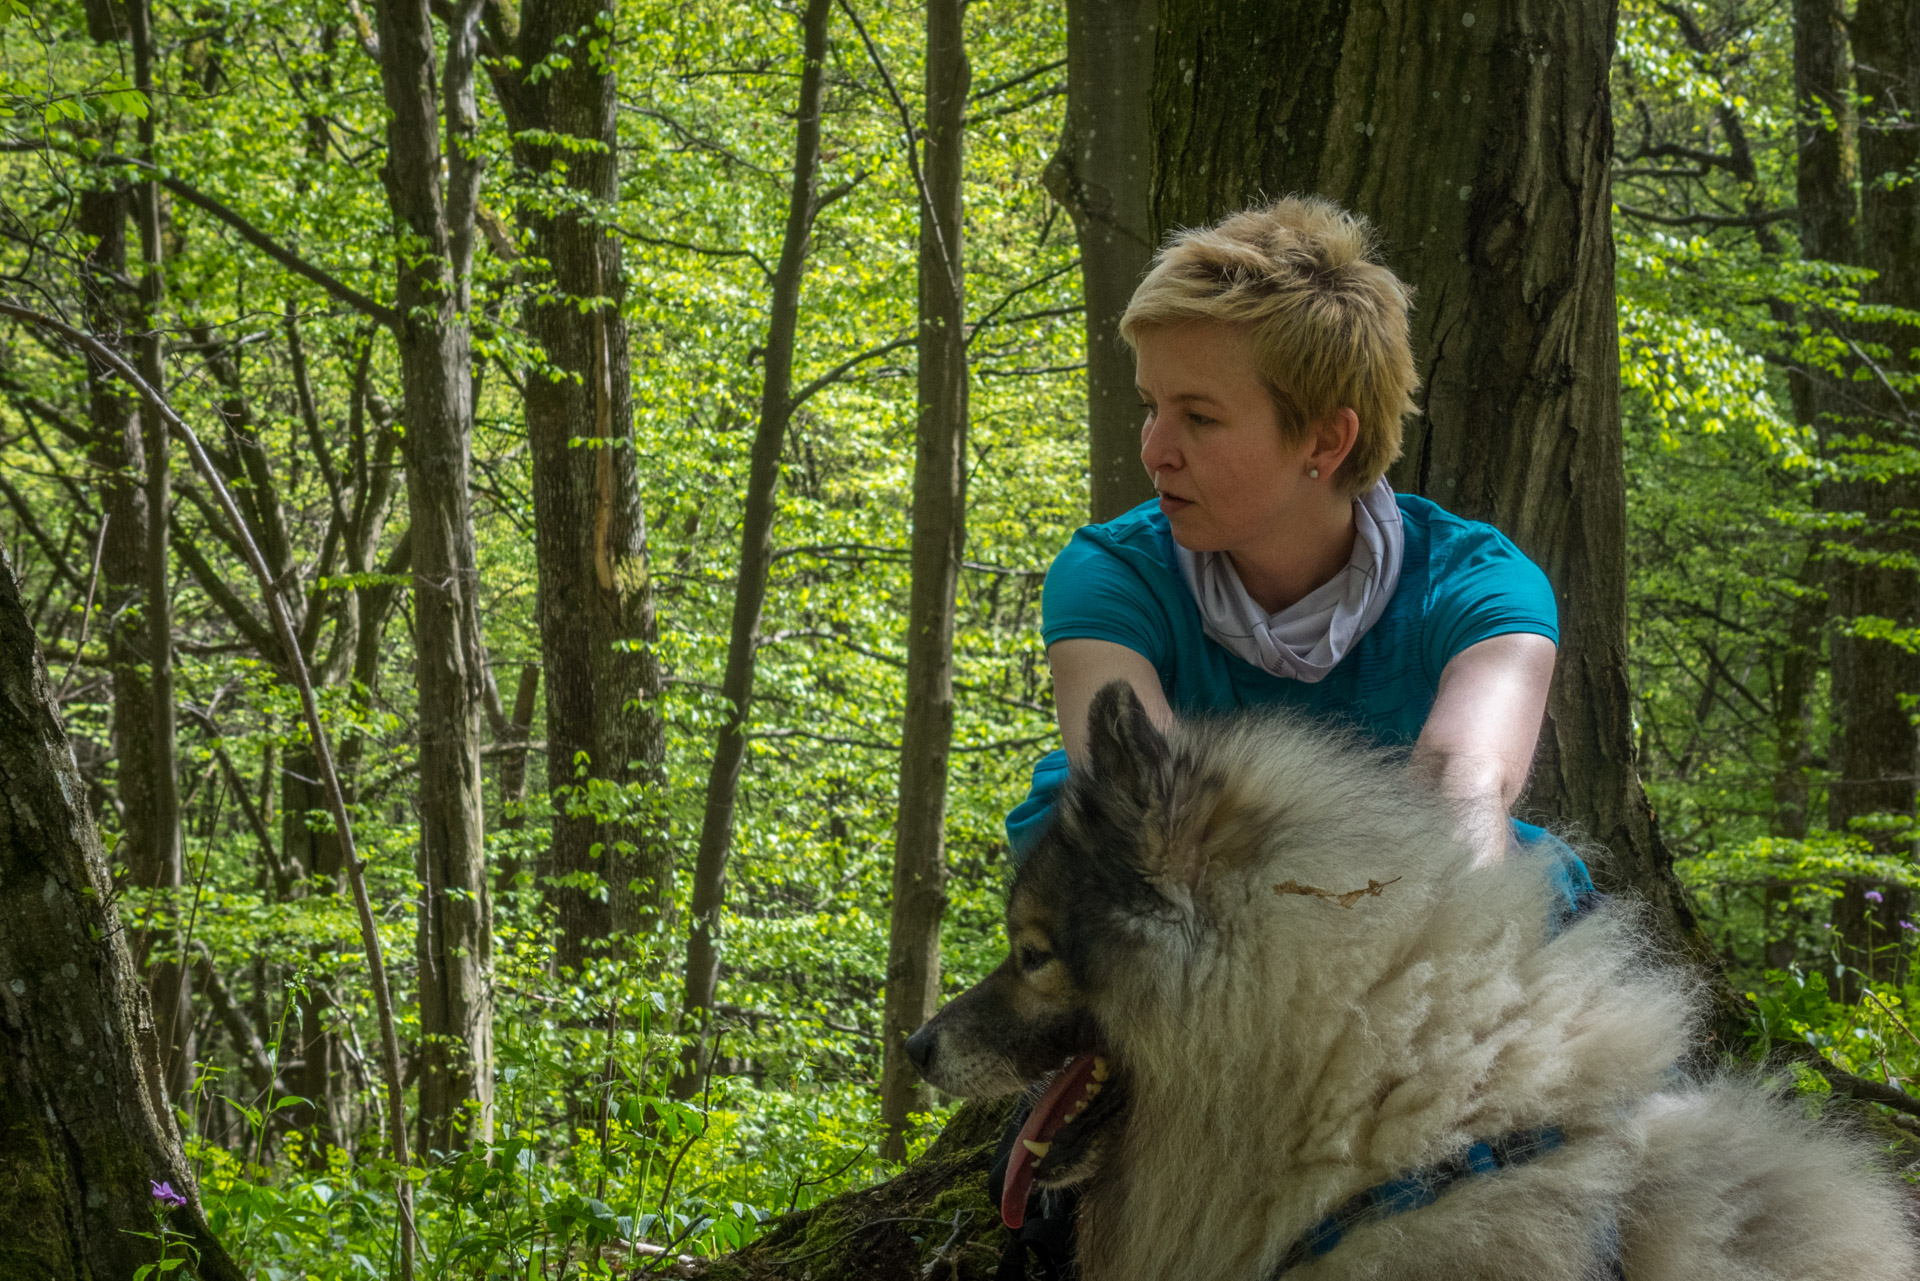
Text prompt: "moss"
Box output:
[[712, 1097, 1017, 1281]]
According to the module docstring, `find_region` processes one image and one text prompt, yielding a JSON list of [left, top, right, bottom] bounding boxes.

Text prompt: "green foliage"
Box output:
[[8, 0, 1920, 1272], [2, 0, 1071, 1268]]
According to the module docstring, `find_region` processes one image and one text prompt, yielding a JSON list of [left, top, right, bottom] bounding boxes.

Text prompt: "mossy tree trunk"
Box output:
[[0, 533, 245, 1281], [1045, 0, 1159, 522], [1147, 0, 1704, 960], [1825, 0, 1920, 998], [487, 0, 670, 971]]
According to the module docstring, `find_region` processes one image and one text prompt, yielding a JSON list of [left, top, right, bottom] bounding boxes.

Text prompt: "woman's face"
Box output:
[[1135, 322, 1318, 554]]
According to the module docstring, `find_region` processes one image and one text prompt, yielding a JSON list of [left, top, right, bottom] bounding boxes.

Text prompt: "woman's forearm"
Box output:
[[1414, 632, 1557, 864], [1048, 638, 1176, 765]]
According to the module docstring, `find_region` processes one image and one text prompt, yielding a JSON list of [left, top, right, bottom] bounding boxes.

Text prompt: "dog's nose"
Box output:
[[904, 1023, 937, 1078]]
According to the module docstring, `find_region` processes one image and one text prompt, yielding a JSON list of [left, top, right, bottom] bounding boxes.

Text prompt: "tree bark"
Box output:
[[880, 0, 969, 1161], [1782, 0, 1850, 974], [490, 0, 669, 972], [1826, 0, 1920, 999], [1147, 0, 1703, 960], [676, 0, 833, 1094], [374, 0, 494, 1149], [1793, 0, 1854, 268], [1045, 0, 1158, 522], [1044, 0, 1159, 526], [123, 0, 191, 1106], [77, 182, 165, 936], [0, 533, 244, 1281]]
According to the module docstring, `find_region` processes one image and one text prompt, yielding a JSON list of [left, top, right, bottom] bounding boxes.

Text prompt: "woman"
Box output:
[[1005, 195, 1593, 910]]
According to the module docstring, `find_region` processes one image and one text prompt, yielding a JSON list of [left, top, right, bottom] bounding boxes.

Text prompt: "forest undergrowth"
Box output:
[[10, 0, 1920, 1275]]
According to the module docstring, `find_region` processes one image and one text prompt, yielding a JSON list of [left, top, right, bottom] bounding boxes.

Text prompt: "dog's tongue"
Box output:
[[1002, 1051, 1102, 1231]]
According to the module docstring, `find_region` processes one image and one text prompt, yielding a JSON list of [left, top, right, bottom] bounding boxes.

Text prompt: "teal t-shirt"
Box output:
[[1007, 493, 1561, 857]]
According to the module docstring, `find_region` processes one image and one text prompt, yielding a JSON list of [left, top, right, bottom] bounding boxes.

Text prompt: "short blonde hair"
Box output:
[[1120, 196, 1418, 496]]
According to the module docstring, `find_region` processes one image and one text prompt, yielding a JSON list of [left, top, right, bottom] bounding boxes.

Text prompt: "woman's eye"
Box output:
[[1189, 412, 1214, 426]]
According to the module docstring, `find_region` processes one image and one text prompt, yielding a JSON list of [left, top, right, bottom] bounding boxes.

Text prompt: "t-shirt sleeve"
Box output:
[[1424, 528, 1560, 679], [1040, 529, 1173, 668]]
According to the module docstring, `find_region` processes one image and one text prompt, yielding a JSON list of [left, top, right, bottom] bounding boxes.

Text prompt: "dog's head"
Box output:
[[906, 681, 1284, 1216]]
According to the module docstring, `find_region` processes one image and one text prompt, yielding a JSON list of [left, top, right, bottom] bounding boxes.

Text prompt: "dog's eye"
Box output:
[[1017, 944, 1054, 972]]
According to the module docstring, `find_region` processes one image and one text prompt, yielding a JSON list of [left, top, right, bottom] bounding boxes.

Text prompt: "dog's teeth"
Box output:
[[1022, 1139, 1052, 1159], [1091, 1057, 1110, 1082], [1083, 1081, 1102, 1098]]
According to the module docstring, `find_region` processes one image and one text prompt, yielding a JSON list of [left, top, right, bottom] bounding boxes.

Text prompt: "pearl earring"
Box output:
[[1309, 467, 1320, 480]]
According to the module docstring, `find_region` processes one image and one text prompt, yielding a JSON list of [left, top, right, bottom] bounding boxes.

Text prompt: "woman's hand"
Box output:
[[1052, 631, 1554, 867], [1048, 638, 1176, 765], [1411, 632, 1557, 864]]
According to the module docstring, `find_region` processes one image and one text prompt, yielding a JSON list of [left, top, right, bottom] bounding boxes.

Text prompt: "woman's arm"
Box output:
[[1048, 638, 1176, 765], [1411, 632, 1557, 864]]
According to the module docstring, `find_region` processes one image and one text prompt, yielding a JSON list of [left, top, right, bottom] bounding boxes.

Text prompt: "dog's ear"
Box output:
[[1085, 680, 1168, 797], [1082, 681, 1243, 900]]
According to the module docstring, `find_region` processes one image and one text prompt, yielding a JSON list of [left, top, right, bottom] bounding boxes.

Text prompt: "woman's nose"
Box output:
[[1140, 414, 1180, 473]]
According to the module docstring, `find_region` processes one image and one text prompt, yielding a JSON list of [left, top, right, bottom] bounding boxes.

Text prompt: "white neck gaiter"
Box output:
[[1174, 478, 1404, 683]]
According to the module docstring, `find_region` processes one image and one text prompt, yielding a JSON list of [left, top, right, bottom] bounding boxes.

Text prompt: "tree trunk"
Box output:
[[492, 0, 669, 972], [77, 180, 162, 889], [1826, 0, 1920, 999], [1045, 0, 1158, 522], [0, 534, 244, 1281], [284, 742, 350, 1156], [1147, 0, 1703, 960], [124, 0, 191, 1106], [880, 0, 969, 1162], [1781, 0, 1851, 851], [1793, 0, 1854, 262], [675, 0, 833, 1095], [374, 0, 493, 1149], [497, 661, 539, 834]]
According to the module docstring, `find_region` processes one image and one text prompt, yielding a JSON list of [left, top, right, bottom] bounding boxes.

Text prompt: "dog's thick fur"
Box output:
[[908, 686, 1920, 1280]]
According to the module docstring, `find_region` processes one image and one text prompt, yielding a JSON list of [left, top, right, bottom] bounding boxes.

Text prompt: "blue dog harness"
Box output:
[[1267, 1125, 1622, 1279]]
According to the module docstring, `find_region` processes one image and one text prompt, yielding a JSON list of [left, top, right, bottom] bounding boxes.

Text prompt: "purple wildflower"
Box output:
[[1866, 890, 1886, 904], [149, 1180, 186, 1210], [1904, 920, 1918, 933]]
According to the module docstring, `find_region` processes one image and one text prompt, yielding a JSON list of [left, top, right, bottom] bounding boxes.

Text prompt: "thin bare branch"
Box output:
[[95, 155, 401, 327], [0, 299, 415, 1214], [835, 0, 958, 291], [788, 335, 916, 410]]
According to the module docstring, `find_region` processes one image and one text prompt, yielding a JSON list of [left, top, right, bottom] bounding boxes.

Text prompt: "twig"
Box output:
[[1861, 988, 1920, 1058], [1841, 337, 1914, 425], [786, 1142, 870, 1215], [920, 1207, 971, 1280], [1615, 201, 1798, 229], [835, 0, 957, 290], [1273, 876, 1403, 909], [0, 299, 418, 1256], [965, 260, 1078, 347]]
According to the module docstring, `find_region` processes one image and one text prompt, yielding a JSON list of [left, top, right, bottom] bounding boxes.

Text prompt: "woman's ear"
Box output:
[[1308, 407, 1360, 476]]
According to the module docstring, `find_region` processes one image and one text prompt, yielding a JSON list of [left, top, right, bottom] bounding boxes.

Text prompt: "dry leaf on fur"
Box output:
[[1272, 876, 1402, 909]]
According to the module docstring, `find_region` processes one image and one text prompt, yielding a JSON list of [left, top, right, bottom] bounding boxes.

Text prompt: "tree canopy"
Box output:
[[2, 0, 1918, 1276]]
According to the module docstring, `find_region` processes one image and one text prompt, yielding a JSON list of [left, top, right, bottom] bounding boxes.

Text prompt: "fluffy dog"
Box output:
[[905, 684, 1920, 1280]]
